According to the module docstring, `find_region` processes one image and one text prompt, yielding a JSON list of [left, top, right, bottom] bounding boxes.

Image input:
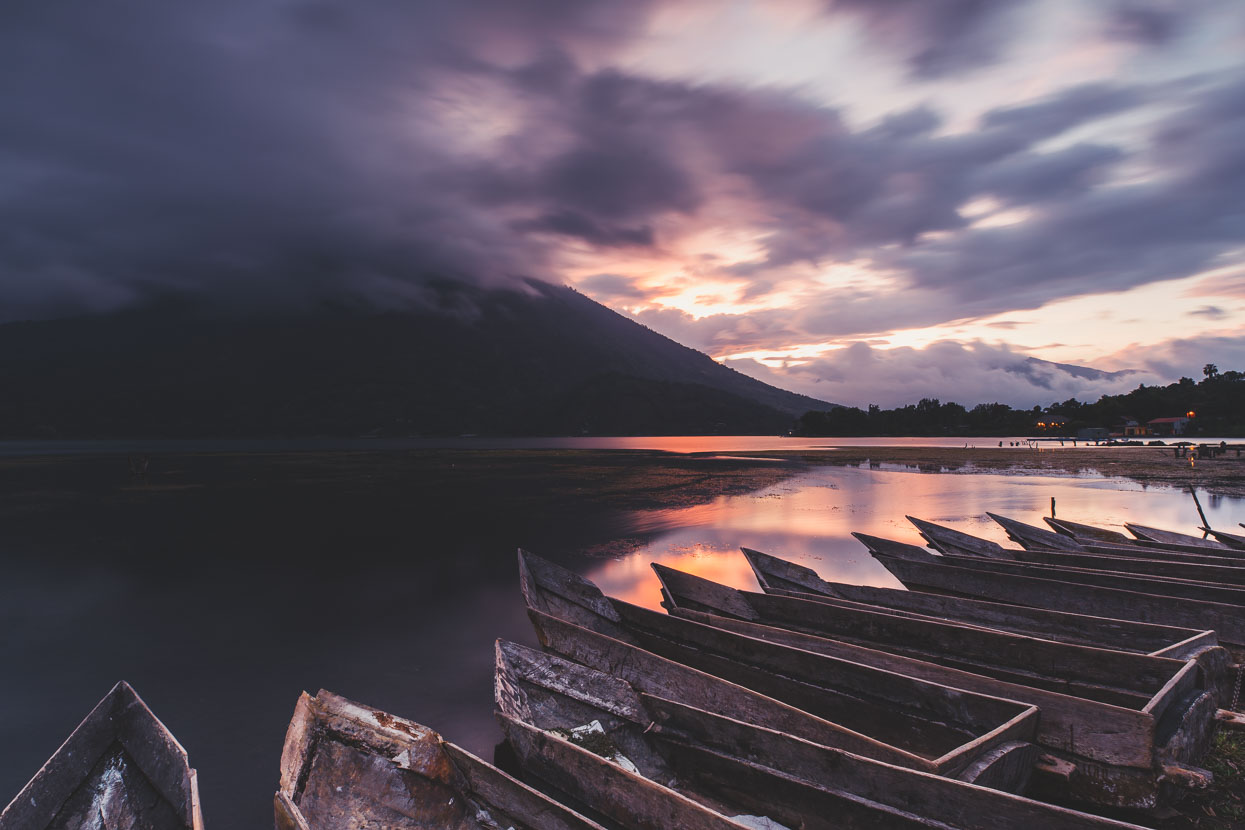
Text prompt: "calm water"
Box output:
[[2, 434, 1235, 457], [1, 459, 1243, 827]]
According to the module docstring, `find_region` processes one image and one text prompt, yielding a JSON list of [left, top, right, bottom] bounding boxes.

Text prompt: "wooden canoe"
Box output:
[[1025, 518, 1245, 567], [275, 689, 606, 830], [654, 563, 1219, 808], [1126, 522, 1232, 550], [1047, 517, 1243, 557], [1047, 517, 1142, 546], [985, 515, 1245, 585], [911, 514, 1238, 567], [908, 515, 1013, 558], [987, 513, 1085, 552], [0, 681, 204, 830], [859, 534, 1245, 660], [909, 518, 1245, 605], [1202, 527, 1245, 550], [741, 547, 1226, 665], [518, 549, 1039, 789], [496, 640, 1148, 830]]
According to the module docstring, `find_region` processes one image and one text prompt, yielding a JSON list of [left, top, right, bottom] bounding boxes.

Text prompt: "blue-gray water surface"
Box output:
[[1, 453, 1242, 827]]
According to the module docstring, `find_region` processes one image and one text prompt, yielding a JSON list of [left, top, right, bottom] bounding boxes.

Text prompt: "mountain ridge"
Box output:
[[0, 280, 833, 438]]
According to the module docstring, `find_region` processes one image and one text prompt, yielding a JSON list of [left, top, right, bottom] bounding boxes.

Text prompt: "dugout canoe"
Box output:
[[1047, 518, 1142, 546], [274, 689, 606, 830], [908, 516, 1012, 558], [742, 546, 1223, 664], [1007, 517, 1245, 567], [518, 550, 1038, 789], [987, 513, 1085, 552], [859, 534, 1245, 661], [984, 514, 1245, 585], [1202, 527, 1245, 550], [1126, 523, 1232, 550], [1047, 517, 1242, 557], [496, 639, 1148, 830], [654, 563, 1219, 808], [909, 518, 1245, 605], [0, 682, 204, 830]]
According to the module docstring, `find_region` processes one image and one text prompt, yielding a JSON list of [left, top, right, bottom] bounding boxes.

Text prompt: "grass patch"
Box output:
[[1157, 730, 1245, 828]]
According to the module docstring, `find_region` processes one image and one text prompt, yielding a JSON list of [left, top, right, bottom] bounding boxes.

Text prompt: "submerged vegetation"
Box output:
[[796, 369, 1245, 437]]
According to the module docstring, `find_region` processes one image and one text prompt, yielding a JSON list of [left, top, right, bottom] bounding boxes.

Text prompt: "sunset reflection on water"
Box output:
[[584, 464, 1245, 610]]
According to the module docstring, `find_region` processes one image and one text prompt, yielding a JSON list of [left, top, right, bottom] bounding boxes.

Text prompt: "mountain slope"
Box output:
[[0, 280, 833, 437]]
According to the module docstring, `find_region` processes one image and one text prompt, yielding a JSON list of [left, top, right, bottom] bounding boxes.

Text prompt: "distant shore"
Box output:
[[747, 445, 1245, 498], [0, 446, 1240, 541]]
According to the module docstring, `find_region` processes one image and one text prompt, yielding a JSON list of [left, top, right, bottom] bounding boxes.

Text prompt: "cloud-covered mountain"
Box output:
[[3, 2, 1242, 405], [0, 281, 831, 438]]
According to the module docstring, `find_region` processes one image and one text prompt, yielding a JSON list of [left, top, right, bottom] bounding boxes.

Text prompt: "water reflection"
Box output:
[[585, 465, 1245, 611]]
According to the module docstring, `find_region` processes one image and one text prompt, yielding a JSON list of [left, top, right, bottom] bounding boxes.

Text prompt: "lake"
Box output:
[[1, 452, 1242, 827], [2, 433, 1237, 458]]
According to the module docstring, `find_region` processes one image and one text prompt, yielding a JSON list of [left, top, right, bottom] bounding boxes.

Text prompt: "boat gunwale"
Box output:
[[0, 681, 203, 830]]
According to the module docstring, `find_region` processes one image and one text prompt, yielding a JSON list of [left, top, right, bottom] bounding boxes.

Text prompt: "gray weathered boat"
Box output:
[[858, 533, 1245, 661], [1202, 527, 1245, 550], [1126, 522, 1232, 550], [274, 689, 606, 830], [1046, 517, 1137, 545], [1047, 517, 1244, 557], [0, 682, 204, 830], [519, 549, 1039, 789], [654, 563, 1220, 808], [496, 639, 1149, 830], [984, 514, 1245, 584], [741, 547, 1223, 664], [909, 517, 1245, 604], [995, 515, 1245, 567]]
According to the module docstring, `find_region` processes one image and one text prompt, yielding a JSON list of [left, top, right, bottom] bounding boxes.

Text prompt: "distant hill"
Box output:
[[1015, 356, 1139, 383], [0, 280, 833, 438]]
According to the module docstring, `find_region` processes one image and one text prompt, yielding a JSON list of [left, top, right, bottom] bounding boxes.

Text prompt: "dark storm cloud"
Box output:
[[2, 0, 1241, 342], [510, 211, 655, 247], [825, 0, 1030, 78], [894, 68, 1245, 307], [577, 273, 650, 300], [711, 82, 1150, 272], [0, 0, 660, 319], [1105, 2, 1186, 45]]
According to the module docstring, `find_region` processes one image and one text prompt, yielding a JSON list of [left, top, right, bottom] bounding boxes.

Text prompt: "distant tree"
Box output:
[[1204, 363, 1219, 379]]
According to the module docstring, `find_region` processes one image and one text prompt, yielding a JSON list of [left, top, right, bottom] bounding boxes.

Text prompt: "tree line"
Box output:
[[794, 365, 1245, 437]]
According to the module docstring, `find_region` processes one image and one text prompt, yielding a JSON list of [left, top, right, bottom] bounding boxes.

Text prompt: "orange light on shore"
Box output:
[[1186, 410, 1196, 418]]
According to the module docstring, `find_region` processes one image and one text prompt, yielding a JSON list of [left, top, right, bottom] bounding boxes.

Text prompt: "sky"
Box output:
[[2, 1, 1244, 408]]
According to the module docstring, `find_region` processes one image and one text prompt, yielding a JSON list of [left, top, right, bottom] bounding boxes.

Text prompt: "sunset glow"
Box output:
[[3, 1, 1243, 408]]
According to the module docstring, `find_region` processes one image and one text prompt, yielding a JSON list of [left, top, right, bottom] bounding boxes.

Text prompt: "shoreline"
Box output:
[[734, 446, 1245, 498]]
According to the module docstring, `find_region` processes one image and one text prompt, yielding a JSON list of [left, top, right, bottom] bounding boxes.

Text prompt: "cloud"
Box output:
[[510, 211, 655, 247], [723, 340, 1154, 409], [0, 1, 665, 320], [824, 0, 1031, 78], [1190, 305, 1228, 319], [578, 273, 650, 301], [1101, 329, 1245, 380], [1104, 1, 1188, 45]]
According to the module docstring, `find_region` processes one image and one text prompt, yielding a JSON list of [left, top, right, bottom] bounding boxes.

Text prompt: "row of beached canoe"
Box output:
[[5, 513, 1240, 829]]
